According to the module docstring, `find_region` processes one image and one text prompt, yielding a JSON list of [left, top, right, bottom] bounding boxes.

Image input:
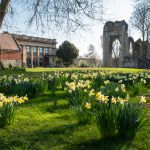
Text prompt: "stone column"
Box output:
[[22, 45, 26, 67], [31, 46, 33, 68], [43, 47, 46, 56], [119, 34, 129, 67], [103, 32, 112, 67], [43, 47, 46, 67], [37, 47, 40, 66]]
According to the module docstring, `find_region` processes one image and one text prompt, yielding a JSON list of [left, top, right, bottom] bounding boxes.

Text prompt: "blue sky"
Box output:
[[1, 0, 140, 58]]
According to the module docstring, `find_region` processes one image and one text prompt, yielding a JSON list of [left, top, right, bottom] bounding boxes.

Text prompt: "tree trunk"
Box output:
[[0, 0, 10, 28], [142, 29, 145, 41]]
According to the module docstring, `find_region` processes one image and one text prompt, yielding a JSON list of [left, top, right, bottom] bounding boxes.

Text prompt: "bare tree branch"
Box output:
[[130, 0, 150, 42]]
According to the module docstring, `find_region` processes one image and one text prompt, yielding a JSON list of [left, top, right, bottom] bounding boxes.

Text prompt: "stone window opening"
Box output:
[[33, 47, 37, 56], [45, 48, 49, 55], [129, 42, 133, 55], [40, 47, 44, 56], [26, 46, 31, 56], [112, 39, 121, 67]]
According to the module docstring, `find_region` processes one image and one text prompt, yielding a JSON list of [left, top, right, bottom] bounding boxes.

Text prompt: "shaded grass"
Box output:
[[0, 89, 150, 150]]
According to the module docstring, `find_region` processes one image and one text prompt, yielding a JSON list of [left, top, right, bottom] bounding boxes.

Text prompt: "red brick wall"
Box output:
[[0, 49, 21, 60]]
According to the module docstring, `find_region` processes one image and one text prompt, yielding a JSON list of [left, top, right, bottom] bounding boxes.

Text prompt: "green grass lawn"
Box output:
[[0, 68, 150, 150], [0, 89, 150, 150], [26, 67, 148, 73]]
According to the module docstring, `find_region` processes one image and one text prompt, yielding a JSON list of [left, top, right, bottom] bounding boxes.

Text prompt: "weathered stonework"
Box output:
[[103, 20, 131, 67], [103, 20, 150, 68]]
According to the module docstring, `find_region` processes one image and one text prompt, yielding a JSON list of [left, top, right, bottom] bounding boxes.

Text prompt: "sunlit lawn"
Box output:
[[26, 67, 147, 73]]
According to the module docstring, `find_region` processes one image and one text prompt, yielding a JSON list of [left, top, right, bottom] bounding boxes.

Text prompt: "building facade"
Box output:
[[13, 34, 57, 67], [0, 32, 57, 67]]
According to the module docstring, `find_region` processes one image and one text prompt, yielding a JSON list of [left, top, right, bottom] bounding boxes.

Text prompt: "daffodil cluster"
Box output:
[[65, 80, 91, 93], [0, 93, 28, 108]]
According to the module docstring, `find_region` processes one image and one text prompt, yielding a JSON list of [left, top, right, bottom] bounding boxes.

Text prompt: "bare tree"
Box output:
[[130, 1, 150, 42], [86, 44, 96, 58], [0, 0, 103, 32], [84, 44, 99, 66]]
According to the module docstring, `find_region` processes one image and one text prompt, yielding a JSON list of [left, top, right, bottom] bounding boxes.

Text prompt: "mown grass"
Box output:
[[26, 67, 148, 73], [0, 89, 150, 150], [1, 67, 148, 79]]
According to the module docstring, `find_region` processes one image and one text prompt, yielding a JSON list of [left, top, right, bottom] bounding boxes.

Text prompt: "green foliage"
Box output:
[[93, 100, 146, 138], [56, 41, 79, 66], [0, 94, 28, 128], [0, 103, 16, 128], [66, 89, 83, 106], [73, 106, 92, 125], [11, 81, 43, 98], [0, 75, 44, 98], [0, 61, 4, 70], [118, 103, 146, 138], [93, 103, 119, 138], [129, 82, 145, 96], [101, 82, 127, 99]]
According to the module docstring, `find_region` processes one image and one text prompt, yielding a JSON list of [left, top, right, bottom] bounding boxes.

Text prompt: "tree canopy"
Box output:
[[56, 41, 79, 66], [0, 0, 103, 31]]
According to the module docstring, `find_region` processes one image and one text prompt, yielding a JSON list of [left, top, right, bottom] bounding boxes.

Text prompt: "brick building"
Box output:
[[0, 33, 22, 66], [0, 32, 57, 67]]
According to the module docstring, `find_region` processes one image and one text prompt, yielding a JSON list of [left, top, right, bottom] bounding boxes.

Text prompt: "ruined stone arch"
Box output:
[[103, 20, 131, 67]]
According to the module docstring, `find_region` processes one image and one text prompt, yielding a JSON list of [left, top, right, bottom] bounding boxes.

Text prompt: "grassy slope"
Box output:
[[0, 90, 150, 150]]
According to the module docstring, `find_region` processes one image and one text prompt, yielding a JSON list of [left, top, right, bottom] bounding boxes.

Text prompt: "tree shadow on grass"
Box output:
[[66, 136, 132, 150], [0, 123, 80, 150], [19, 96, 51, 107], [19, 89, 66, 107]]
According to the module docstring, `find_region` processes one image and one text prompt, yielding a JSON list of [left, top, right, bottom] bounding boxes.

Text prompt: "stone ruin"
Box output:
[[103, 20, 150, 68]]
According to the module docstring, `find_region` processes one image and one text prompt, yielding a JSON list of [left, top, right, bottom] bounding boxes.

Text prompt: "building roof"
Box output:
[[13, 34, 57, 44], [0, 33, 20, 51]]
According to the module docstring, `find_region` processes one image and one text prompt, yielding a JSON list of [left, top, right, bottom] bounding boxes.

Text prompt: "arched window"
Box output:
[[112, 39, 121, 67], [129, 42, 133, 55]]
